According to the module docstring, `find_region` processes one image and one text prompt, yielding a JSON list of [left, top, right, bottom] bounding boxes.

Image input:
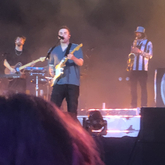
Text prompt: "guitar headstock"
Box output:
[[40, 57, 46, 62]]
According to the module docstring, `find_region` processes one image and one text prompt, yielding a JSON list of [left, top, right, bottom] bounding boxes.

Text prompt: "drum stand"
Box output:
[[35, 74, 39, 97], [30, 72, 47, 98]]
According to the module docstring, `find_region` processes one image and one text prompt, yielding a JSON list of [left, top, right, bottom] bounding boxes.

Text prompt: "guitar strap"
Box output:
[[54, 43, 72, 84], [64, 43, 72, 57]]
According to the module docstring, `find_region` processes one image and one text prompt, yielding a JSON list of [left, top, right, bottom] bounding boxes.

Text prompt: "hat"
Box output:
[[135, 26, 145, 33]]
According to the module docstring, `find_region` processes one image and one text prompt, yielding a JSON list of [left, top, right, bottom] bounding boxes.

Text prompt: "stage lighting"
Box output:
[[83, 110, 107, 136]]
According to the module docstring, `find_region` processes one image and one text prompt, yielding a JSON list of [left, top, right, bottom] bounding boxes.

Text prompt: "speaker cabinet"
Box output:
[[133, 107, 165, 165], [155, 68, 165, 107], [140, 107, 165, 142]]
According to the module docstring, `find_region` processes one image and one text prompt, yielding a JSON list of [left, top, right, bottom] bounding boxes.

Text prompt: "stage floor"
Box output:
[[77, 108, 141, 138]]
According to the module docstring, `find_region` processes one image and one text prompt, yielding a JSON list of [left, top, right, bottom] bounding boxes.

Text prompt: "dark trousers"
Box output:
[[130, 71, 148, 107], [51, 84, 79, 115]]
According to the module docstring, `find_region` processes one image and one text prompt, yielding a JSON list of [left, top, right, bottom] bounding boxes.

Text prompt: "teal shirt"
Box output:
[[49, 43, 83, 86]]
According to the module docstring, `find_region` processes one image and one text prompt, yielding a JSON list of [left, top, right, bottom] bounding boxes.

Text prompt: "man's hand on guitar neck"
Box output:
[[67, 53, 75, 60], [67, 53, 83, 66]]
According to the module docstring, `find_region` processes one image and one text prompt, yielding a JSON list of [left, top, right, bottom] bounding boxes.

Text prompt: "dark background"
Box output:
[[0, 0, 164, 109]]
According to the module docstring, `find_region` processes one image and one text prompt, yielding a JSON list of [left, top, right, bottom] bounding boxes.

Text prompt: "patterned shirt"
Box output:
[[132, 38, 153, 71]]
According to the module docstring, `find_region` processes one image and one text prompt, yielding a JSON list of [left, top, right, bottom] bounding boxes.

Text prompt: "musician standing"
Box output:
[[49, 26, 83, 118], [3, 36, 31, 93], [129, 26, 153, 108]]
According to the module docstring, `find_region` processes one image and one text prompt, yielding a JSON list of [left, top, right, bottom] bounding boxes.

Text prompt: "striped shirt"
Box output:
[[132, 38, 153, 71]]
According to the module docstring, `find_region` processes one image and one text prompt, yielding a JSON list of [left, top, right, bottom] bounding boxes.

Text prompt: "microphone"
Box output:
[[58, 35, 64, 40]]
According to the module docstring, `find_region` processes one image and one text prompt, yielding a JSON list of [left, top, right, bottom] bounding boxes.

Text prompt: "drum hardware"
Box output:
[[29, 72, 45, 77], [25, 67, 46, 72], [25, 66, 51, 100], [31, 78, 47, 84], [27, 67, 46, 96], [29, 72, 43, 97]]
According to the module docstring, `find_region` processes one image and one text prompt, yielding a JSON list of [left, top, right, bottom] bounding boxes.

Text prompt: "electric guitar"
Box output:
[[51, 43, 83, 86], [5, 57, 46, 75]]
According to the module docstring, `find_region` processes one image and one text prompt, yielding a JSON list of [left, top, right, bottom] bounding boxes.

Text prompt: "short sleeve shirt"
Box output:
[[0, 49, 31, 74], [49, 43, 83, 86]]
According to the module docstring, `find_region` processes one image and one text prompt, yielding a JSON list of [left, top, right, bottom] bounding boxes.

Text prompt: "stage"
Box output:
[[78, 108, 140, 138], [78, 107, 165, 165]]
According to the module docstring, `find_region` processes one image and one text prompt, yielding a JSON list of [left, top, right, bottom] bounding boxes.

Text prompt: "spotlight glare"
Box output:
[[83, 110, 107, 136]]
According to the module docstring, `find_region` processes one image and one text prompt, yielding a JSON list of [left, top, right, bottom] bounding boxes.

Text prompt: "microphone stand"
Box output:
[[45, 39, 60, 60], [44, 39, 61, 100]]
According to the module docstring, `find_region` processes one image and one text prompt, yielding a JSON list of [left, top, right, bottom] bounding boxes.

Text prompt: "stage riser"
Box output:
[[77, 115, 140, 137], [79, 108, 138, 116]]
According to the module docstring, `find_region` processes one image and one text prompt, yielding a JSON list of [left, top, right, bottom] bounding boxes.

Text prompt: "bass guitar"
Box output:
[[5, 57, 46, 75], [51, 43, 83, 86]]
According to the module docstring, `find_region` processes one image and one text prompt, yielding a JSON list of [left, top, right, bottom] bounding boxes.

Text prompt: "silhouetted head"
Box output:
[[0, 93, 104, 165]]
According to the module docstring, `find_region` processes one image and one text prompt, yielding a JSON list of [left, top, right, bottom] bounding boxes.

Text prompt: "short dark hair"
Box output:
[[58, 25, 71, 34]]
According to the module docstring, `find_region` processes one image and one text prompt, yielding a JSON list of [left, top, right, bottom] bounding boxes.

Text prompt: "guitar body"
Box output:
[[51, 57, 67, 86], [4, 62, 22, 75]]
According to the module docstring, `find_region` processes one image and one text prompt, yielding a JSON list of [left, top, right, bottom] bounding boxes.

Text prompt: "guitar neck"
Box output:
[[19, 59, 40, 70], [70, 48, 79, 54]]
